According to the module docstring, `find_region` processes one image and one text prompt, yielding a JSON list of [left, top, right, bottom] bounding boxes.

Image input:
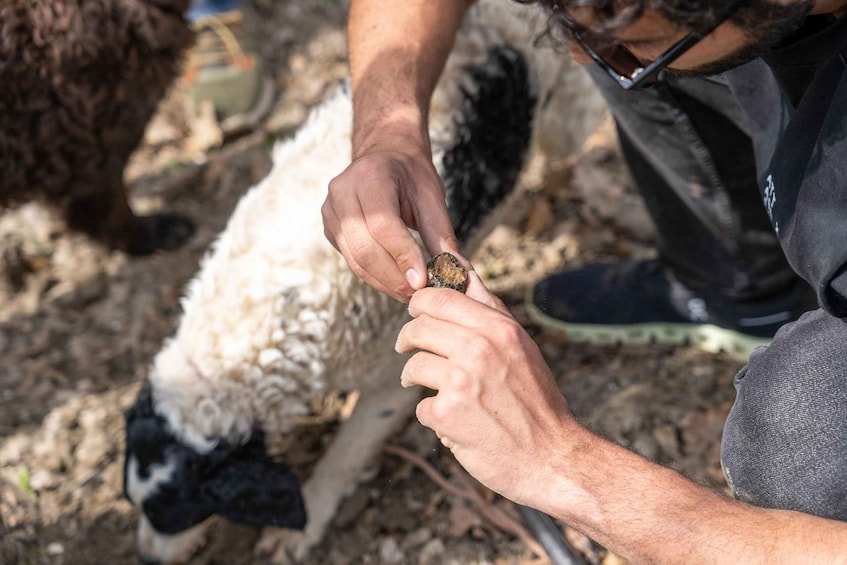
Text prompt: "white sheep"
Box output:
[[122, 1, 607, 563]]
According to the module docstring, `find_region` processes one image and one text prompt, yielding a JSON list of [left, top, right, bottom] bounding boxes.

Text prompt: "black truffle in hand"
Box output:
[[426, 253, 468, 293]]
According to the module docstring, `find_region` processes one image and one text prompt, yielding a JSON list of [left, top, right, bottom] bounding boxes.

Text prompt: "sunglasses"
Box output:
[[570, 0, 746, 90]]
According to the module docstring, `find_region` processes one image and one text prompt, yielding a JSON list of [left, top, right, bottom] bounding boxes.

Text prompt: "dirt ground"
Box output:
[[0, 1, 745, 564]]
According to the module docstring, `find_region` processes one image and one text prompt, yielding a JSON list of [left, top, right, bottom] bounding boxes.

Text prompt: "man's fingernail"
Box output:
[[406, 269, 421, 288]]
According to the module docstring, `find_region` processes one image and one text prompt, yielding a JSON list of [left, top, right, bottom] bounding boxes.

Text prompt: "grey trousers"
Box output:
[[723, 309, 847, 520], [586, 63, 847, 519]]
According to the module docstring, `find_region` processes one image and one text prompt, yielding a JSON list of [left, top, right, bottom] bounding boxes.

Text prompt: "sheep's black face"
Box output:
[[123, 383, 308, 535], [123, 388, 218, 534]]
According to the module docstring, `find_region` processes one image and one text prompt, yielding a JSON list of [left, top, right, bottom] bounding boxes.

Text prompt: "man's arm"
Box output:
[[396, 275, 847, 563], [348, 0, 469, 160], [542, 427, 847, 563], [322, 0, 474, 302]]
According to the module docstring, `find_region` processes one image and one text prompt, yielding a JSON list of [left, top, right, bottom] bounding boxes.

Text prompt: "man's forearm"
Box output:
[[347, 0, 472, 158], [536, 426, 847, 563]]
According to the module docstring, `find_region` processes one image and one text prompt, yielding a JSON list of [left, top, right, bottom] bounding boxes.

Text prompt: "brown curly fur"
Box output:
[[0, 0, 193, 250]]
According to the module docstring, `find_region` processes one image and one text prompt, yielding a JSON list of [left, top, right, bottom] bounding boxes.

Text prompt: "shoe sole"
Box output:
[[525, 289, 769, 363]]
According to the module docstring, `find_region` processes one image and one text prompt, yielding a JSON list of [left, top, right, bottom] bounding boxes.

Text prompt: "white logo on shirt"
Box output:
[[763, 174, 779, 234], [687, 298, 709, 322]]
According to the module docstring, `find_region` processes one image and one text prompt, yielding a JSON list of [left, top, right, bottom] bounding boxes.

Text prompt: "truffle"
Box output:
[[426, 253, 468, 293]]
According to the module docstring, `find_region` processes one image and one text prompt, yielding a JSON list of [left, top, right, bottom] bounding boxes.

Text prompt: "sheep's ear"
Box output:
[[201, 438, 307, 530]]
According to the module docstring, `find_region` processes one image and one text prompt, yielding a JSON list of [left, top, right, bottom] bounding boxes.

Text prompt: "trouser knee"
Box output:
[[721, 309, 847, 520]]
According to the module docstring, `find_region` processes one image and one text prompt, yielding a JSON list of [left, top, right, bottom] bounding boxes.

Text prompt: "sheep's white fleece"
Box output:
[[148, 0, 606, 452], [150, 89, 397, 450]]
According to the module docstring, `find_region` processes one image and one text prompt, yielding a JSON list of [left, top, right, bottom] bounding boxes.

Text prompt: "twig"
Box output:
[[383, 444, 548, 560]]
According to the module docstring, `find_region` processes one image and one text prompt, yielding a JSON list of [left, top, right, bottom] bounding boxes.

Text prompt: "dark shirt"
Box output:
[[764, 13, 847, 106], [747, 14, 847, 317]]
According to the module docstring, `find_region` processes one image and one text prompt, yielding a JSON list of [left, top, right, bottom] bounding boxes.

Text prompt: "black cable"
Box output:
[[517, 505, 582, 565]]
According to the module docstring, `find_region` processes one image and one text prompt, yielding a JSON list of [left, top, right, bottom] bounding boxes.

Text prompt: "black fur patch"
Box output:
[[442, 47, 537, 244], [124, 383, 307, 534]]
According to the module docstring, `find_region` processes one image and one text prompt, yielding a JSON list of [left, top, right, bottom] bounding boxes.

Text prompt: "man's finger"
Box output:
[[414, 395, 437, 430], [333, 191, 415, 301], [399, 350, 448, 389], [329, 210, 410, 301], [395, 312, 477, 358], [335, 234, 403, 300], [415, 187, 468, 270], [321, 199, 344, 251], [360, 192, 428, 290], [322, 177, 412, 302], [465, 271, 510, 314], [408, 286, 507, 329]]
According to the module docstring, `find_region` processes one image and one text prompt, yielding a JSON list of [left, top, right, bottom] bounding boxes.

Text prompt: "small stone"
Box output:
[[417, 538, 446, 565], [46, 542, 64, 556], [74, 432, 109, 469], [402, 527, 432, 549], [425, 253, 468, 293], [28, 470, 61, 491], [378, 537, 404, 564]]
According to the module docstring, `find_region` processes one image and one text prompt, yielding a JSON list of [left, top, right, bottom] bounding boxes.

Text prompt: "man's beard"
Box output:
[[668, 0, 814, 77]]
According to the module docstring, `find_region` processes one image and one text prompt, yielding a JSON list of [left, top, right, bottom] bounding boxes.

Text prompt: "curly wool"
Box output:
[[0, 0, 192, 207]]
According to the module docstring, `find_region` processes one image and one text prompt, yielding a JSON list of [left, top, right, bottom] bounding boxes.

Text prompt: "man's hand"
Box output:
[[326, 0, 470, 302], [323, 148, 464, 302], [395, 275, 847, 564], [395, 272, 578, 503]]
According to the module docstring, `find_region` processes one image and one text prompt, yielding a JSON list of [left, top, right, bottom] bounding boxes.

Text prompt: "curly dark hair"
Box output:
[[515, 0, 812, 37]]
